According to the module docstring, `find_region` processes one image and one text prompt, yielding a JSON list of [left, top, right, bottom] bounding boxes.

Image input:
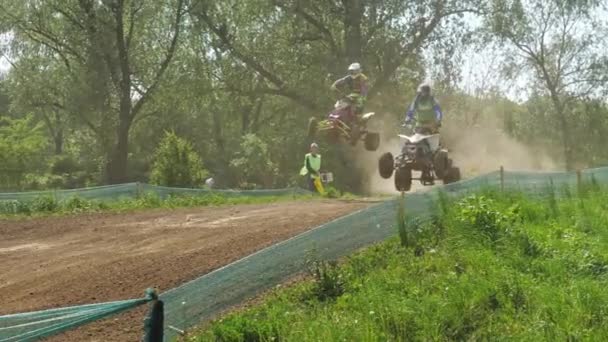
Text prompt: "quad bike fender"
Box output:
[[360, 112, 375, 121]]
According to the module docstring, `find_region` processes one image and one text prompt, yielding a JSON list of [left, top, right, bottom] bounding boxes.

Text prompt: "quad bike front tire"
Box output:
[[307, 117, 318, 140], [433, 150, 449, 179], [378, 152, 394, 179], [395, 166, 412, 192], [364, 132, 380, 151]]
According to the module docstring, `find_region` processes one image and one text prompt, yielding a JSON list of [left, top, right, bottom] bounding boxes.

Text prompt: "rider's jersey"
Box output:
[[405, 94, 443, 124], [300, 153, 321, 178], [332, 74, 369, 98]]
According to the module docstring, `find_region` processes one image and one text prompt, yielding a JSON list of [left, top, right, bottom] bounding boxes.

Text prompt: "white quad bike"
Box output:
[[378, 122, 461, 192]]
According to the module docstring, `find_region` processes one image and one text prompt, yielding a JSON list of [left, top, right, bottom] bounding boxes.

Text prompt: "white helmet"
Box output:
[[418, 81, 432, 93], [205, 177, 215, 188], [348, 62, 361, 72]]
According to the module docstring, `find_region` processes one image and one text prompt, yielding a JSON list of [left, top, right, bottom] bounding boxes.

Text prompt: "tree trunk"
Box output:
[[557, 110, 573, 171], [343, 0, 363, 63], [54, 129, 63, 155], [106, 120, 130, 184], [107, 84, 133, 184], [549, 91, 573, 171]]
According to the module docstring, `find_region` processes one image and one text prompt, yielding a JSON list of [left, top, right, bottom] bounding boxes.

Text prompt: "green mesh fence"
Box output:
[[0, 297, 150, 342], [0, 183, 309, 203], [139, 184, 309, 199], [158, 171, 503, 341], [2, 166, 608, 342], [0, 183, 139, 202]]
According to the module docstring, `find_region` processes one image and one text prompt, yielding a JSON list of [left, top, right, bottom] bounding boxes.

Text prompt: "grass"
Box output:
[[0, 191, 324, 219], [186, 183, 608, 341]]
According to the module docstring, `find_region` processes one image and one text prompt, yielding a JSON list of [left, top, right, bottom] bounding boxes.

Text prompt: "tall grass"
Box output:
[[187, 184, 608, 341]]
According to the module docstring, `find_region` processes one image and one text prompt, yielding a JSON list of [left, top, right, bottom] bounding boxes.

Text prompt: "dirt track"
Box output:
[[0, 199, 368, 341]]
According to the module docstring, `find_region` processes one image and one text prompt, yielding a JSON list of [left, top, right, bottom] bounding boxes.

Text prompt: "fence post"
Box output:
[[576, 169, 582, 195], [500, 166, 504, 192], [135, 182, 144, 199], [143, 288, 163, 342]]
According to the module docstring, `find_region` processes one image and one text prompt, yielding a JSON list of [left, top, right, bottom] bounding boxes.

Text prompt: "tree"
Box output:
[[0, 115, 47, 189], [150, 131, 207, 188], [191, 0, 478, 111], [0, 0, 187, 183], [485, 0, 608, 170], [0, 78, 8, 115], [230, 134, 278, 188], [5, 54, 70, 155]]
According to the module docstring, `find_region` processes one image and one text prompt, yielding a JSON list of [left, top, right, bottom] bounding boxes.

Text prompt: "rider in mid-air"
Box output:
[[331, 62, 368, 122], [404, 83, 443, 133]]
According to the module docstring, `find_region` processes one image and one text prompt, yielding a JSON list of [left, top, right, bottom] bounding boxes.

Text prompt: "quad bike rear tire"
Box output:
[[364, 132, 380, 151], [433, 150, 448, 179], [395, 166, 412, 192], [307, 117, 318, 140], [443, 165, 461, 184], [378, 152, 394, 179]]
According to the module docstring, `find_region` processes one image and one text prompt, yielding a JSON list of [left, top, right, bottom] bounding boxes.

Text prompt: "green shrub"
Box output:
[[322, 186, 340, 198], [305, 258, 345, 302], [455, 194, 519, 243], [63, 197, 97, 213], [49, 155, 81, 175], [30, 196, 58, 212], [230, 134, 278, 189], [22, 173, 65, 190], [212, 315, 280, 342], [150, 131, 208, 188], [0, 115, 48, 189], [0, 200, 30, 215]]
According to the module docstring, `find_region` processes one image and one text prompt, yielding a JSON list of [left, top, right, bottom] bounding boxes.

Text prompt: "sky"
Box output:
[[0, 32, 10, 75], [0, 57, 8, 73]]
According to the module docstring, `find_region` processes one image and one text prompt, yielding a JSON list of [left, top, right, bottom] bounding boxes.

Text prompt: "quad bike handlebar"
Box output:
[[402, 120, 441, 134]]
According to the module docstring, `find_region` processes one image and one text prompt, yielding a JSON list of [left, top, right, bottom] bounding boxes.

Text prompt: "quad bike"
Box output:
[[307, 94, 380, 151], [378, 122, 461, 192]]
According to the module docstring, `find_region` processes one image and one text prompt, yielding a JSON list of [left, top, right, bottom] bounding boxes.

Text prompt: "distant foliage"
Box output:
[[0, 115, 47, 189], [230, 134, 278, 188], [150, 131, 207, 188]]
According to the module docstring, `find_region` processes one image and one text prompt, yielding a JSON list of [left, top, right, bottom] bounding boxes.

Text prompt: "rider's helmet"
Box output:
[[418, 82, 431, 96], [348, 62, 362, 78]]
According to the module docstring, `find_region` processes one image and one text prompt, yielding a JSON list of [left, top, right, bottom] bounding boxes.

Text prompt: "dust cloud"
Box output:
[[352, 115, 558, 196], [441, 117, 558, 175]]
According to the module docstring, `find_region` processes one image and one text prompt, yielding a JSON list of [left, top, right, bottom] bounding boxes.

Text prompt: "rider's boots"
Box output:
[[422, 170, 435, 186]]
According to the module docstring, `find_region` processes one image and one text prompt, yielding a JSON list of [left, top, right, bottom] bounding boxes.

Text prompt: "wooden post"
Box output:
[[143, 288, 164, 342], [576, 169, 582, 195], [500, 166, 504, 192]]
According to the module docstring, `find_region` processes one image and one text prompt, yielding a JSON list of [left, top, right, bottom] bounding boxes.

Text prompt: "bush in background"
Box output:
[[150, 131, 208, 188]]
